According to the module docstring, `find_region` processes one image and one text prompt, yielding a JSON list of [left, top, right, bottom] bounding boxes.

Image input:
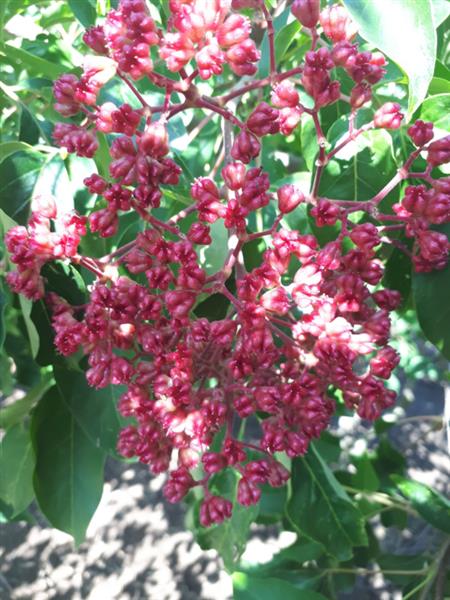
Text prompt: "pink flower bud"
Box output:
[[83, 26, 108, 54], [331, 41, 357, 67], [226, 38, 260, 76], [231, 131, 261, 164], [217, 14, 251, 48], [139, 121, 169, 159], [319, 5, 357, 42], [418, 230, 449, 263], [84, 173, 108, 195], [261, 287, 290, 314], [373, 289, 401, 311], [202, 452, 227, 474], [370, 346, 400, 379], [165, 290, 196, 319], [271, 80, 299, 108], [53, 74, 80, 117], [310, 199, 340, 226], [292, 0, 320, 29], [163, 467, 195, 503], [222, 162, 246, 190], [373, 103, 403, 129], [31, 195, 57, 219], [247, 102, 280, 137], [200, 495, 232, 527], [237, 478, 261, 506], [350, 82, 372, 109], [427, 135, 450, 167], [350, 223, 380, 253], [89, 209, 119, 238], [187, 222, 211, 245], [277, 184, 305, 214], [407, 119, 434, 147]]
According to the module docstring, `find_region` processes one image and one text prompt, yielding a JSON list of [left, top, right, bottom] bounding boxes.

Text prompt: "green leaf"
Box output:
[[420, 92, 450, 131], [392, 476, 450, 534], [233, 572, 328, 600], [319, 126, 397, 202], [0, 42, 68, 79], [198, 219, 229, 275], [351, 454, 380, 493], [31, 386, 105, 545], [53, 367, 123, 455], [412, 224, 450, 358], [0, 141, 32, 164], [432, 0, 450, 26], [68, 0, 97, 27], [287, 444, 368, 561], [0, 150, 46, 225], [0, 423, 35, 517], [0, 372, 54, 430], [343, 0, 436, 115], [19, 295, 40, 359]]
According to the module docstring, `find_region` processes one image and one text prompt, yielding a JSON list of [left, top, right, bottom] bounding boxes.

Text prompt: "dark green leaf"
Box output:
[[420, 92, 450, 130], [53, 367, 123, 455], [0, 150, 46, 225], [412, 224, 450, 358], [287, 444, 368, 561], [0, 141, 33, 164], [351, 454, 380, 493], [68, 0, 97, 27], [0, 423, 35, 517], [343, 0, 436, 115], [0, 372, 54, 430], [31, 386, 105, 545], [392, 476, 450, 534], [233, 572, 328, 600]]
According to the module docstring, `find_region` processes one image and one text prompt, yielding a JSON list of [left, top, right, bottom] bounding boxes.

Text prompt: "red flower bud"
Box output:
[[231, 131, 261, 164], [277, 184, 305, 214], [247, 102, 280, 137], [427, 135, 450, 167], [291, 0, 320, 29], [373, 103, 403, 129], [320, 5, 357, 42], [407, 119, 434, 147]]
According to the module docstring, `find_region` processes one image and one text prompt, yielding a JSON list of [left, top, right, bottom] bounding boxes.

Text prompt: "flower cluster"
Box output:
[[5, 0, 450, 528], [160, 0, 260, 79]]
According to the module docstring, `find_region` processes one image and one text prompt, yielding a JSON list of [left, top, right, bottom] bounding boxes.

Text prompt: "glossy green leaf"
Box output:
[[420, 92, 450, 131], [320, 124, 397, 200], [392, 476, 450, 534], [0, 423, 35, 517], [351, 454, 380, 493], [31, 386, 105, 545], [0, 141, 32, 163], [412, 224, 450, 358], [287, 444, 368, 561], [0, 150, 47, 225], [233, 572, 327, 600], [0, 43, 68, 79], [198, 219, 229, 275], [0, 372, 54, 430], [68, 0, 97, 27], [432, 0, 450, 26], [19, 295, 40, 358], [54, 367, 123, 455], [343, 0, 436, 115]]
